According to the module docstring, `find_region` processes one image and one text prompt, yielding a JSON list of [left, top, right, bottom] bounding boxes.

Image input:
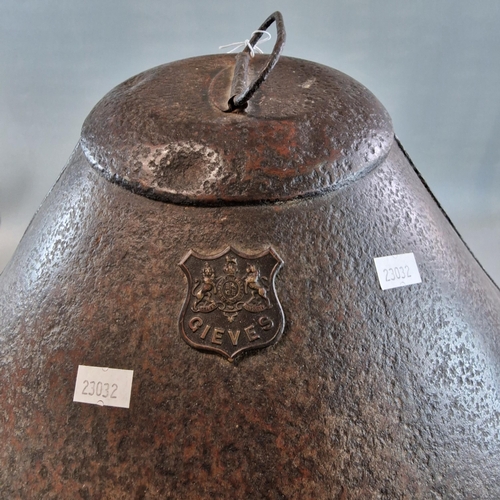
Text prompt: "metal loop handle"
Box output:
[[227, 11, 286, 112]]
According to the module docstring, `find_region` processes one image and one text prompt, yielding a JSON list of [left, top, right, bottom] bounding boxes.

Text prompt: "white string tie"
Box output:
[[219, 30, 272, 57]]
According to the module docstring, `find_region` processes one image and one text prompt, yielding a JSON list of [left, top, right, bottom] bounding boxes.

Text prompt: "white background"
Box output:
[[1, 1, 499, 282]]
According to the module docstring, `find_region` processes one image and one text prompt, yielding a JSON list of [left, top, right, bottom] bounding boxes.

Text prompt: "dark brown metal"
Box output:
[[179, 246, 284, 360], [80, 54, 393, 205], [1, 14, 500, 499], [227, 11, 286, 112]]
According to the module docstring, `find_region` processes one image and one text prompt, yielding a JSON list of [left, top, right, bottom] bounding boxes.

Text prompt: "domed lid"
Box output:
[[80, 14, 393, 205]]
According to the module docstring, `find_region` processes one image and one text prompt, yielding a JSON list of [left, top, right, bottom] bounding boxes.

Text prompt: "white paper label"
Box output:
[[73, 365, 134, 408], [374, 252, 422, 290]]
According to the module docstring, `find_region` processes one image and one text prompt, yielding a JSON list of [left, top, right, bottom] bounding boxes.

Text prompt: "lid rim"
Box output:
[[81, 54, 394, 205]]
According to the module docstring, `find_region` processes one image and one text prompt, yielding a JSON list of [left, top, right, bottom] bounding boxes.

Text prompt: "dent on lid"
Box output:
[[80, 54, 394, 205]]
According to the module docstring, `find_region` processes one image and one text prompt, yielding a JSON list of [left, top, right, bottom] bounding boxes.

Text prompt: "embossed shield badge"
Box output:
[[179, 247, 284, 360]]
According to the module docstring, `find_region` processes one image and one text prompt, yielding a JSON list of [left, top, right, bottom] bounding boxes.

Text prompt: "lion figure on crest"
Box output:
[[244, 264, 270, 307]]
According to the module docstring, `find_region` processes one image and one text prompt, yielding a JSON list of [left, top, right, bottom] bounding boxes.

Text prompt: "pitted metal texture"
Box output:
[[81, 55, 393, 205], [1, 142, 500, 498]]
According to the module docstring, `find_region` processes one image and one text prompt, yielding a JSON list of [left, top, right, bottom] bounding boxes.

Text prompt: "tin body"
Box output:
[[1, 54, 500, 498]]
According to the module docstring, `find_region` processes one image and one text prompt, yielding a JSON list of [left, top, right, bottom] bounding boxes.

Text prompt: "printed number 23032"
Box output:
[[374, 252, 422, 290], [383, 265, 411, 282], [73, 365, 134, 408], [81, 380, 118, 399]]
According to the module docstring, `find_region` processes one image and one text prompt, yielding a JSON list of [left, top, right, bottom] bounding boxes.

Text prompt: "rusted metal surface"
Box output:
[[1, 20, 500, 498], [80, 54, 393, 205]]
